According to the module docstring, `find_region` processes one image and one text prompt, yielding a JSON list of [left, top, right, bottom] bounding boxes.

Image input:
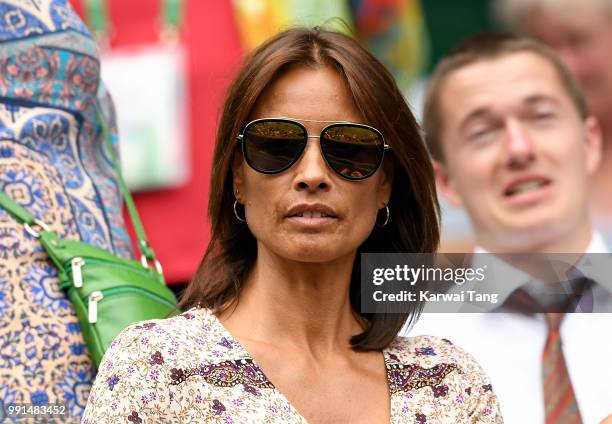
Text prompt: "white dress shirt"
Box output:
[[407, 233, 612, 424]]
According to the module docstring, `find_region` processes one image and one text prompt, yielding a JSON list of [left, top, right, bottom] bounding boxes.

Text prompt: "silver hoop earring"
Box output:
[[233, 200, 246, 222], [377, 205, 390, 227]]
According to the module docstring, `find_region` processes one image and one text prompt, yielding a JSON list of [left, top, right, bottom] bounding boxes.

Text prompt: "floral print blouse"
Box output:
[[83, 308, 503, 423]]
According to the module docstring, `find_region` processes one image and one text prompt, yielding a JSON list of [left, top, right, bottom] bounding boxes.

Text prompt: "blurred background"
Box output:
[[68, 0, 609, 288]]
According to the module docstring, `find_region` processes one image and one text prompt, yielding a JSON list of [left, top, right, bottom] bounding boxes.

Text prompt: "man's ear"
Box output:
[[584, 116, 602, 176], [232, 151, 245, 201], [433, 159, 463, 208]]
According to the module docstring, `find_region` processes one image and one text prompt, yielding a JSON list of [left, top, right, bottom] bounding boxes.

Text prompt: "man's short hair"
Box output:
[[423, 33, 589, 162], [494, 0, 612, 32]]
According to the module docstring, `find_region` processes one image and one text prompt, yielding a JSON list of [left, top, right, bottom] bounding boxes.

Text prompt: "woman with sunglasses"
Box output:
[[83, 27, 502, 423]]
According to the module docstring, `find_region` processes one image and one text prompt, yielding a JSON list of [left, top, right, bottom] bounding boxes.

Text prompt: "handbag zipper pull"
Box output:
[[71, 257, 85, 288], [88, 291, 104, 323]]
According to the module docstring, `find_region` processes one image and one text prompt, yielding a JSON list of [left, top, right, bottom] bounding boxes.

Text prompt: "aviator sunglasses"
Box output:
[[237, 118, 390, 180]]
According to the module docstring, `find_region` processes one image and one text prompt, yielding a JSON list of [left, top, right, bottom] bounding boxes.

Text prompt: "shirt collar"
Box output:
[[462, 231, 612, 312], [474, 231, 607, 254]]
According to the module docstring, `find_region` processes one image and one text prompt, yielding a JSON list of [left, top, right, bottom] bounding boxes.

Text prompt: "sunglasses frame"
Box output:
[[236, 118, 391, 181]]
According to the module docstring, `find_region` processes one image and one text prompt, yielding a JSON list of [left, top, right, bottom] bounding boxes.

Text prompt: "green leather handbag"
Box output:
[[0, 107, 178, 368]]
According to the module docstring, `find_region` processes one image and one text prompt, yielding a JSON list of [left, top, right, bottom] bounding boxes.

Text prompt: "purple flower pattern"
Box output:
[[82, 308, 503, 423]]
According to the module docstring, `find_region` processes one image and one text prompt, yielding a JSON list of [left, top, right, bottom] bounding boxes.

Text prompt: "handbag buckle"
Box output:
[[140, 254, 163, 274], [71, 257, 85, 288], [88, 291, 104, 324], [24, 219, 50, 238]]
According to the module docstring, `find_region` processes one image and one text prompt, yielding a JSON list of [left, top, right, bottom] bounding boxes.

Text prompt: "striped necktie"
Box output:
[[542, 313, 582, 424], [503, 280, 593, 424]]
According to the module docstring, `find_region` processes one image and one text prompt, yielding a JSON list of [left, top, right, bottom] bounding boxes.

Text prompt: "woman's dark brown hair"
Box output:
[[179, 26, 440, 351]]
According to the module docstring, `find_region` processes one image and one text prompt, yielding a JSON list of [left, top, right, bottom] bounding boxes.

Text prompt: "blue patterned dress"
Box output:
[[0, 1, 132, 421]]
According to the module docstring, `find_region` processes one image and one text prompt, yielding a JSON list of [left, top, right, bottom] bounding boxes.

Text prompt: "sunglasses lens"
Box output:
[[243, 121, 307, 173], [321, 125, 384, 179]]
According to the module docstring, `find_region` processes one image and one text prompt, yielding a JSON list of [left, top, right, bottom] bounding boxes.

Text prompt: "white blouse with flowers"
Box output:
[[83, 308, 503, 423]]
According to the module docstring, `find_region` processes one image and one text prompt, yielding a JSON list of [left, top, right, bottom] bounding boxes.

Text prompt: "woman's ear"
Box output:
[[377, 161, 394, 207], [232, 150, 245, 202]]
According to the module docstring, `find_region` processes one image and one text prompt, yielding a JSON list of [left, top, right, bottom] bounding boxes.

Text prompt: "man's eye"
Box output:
[[533, 111, 556, 121], [468, 127, 493, 141]]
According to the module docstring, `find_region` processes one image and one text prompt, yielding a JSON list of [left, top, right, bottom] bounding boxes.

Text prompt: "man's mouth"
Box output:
[[504, 178, 551, 197]]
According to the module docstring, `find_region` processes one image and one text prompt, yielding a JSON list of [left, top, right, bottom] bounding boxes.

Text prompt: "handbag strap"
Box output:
[[0, 108, 162, 273], [96, 105, 162, 271], [0, 190, 51, 237]]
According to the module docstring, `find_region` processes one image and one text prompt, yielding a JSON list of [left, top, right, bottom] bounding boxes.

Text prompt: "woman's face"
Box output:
[[233, 65, 392, 263]]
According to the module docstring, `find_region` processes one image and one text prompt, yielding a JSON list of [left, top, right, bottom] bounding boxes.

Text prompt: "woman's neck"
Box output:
[[218, 247, 363, 359]]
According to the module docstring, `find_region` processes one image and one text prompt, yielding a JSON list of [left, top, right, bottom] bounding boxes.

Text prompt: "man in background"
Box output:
[[410, 33, 612, 423], [497, 0, 612, 246]]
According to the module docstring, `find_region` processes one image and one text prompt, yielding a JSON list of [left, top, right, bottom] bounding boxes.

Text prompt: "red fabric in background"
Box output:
[[71, 0, 244, 283]]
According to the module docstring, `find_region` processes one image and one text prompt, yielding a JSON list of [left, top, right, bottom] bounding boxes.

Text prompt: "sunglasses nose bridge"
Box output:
[[292, 136, 334, 183]]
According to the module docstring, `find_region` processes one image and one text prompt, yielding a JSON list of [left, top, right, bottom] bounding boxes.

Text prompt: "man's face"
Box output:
[[435, 52, 601, 252], [524, 4, 612, 123]]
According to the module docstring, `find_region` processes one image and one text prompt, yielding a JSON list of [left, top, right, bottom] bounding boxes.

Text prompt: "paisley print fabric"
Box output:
[[0, 1, 133, 422], [0, 0, 89, 42], [83, 308, 503, 423]]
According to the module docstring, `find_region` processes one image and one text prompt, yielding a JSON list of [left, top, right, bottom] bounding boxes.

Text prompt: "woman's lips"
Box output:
[[286, 214, 337, 227], [290, 211, 331, 218], [285, 204, 339, 226]]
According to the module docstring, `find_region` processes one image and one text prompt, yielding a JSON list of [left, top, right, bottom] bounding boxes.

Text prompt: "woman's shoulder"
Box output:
[[104, 307, 237, 366], [385, 333, 493, 385], [385, 334, 502, 422], [83, 308, 239, 423], [386, 334, 483, 369], [109, 308, 210, 347]]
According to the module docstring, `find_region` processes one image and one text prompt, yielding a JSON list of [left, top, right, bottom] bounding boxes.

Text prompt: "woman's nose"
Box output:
[[292, 138, 332, 192]]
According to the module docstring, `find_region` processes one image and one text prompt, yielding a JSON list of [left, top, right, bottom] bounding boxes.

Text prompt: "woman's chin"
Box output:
[[267, 240, 357, 264]]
